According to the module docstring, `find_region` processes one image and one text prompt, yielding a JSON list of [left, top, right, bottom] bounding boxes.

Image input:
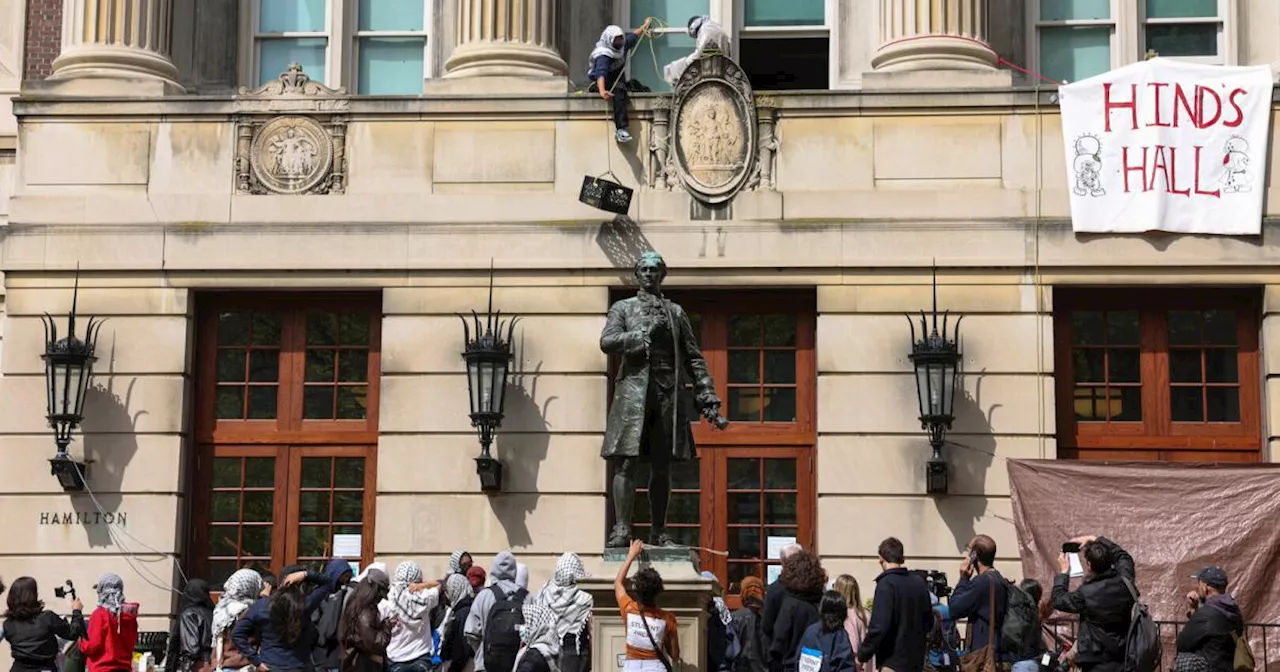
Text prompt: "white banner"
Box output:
[[1059, 59, 1274, 235]]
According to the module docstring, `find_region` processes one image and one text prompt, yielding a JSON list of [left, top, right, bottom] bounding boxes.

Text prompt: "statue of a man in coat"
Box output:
[[600, 251, 728, 548]]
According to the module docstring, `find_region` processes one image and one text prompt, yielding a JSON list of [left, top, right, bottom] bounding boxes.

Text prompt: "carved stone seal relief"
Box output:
[[668, 55, 757, 205], [249, 116, 333, 195]]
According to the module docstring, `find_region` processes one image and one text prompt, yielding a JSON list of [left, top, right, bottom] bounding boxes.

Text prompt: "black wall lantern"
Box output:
[[41, 275, 103, 492], [907, 268, 963, 496], [459, 272, 519, 494]]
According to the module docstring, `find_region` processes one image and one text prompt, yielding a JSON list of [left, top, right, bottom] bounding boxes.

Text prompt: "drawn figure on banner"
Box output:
[[270, 127, 319, 178], [1072, 134, 1106, 197], [1221, 136, 1251, 193]]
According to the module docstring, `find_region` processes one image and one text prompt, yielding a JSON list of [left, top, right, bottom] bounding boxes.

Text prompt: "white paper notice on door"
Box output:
[[333, 534, 362, 557], [767, 535, 797, 560]]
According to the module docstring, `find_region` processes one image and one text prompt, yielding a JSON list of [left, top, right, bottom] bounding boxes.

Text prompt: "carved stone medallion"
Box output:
[[670, 55, 757, 204], [249, 115, 334, 195]]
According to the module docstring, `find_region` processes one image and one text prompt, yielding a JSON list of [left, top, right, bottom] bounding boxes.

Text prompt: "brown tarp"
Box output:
[[1007, 460, 1280, 667]]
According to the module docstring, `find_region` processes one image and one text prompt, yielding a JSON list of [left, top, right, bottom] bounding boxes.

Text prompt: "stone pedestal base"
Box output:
[[426, 74, 570, 95], [862, 67, 1012, 90], [580, 548, 713, 672], [49, 45, 185, 94]]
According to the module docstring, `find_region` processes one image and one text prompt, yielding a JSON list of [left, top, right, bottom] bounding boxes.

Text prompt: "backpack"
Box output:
[[1232, 632, 1255, 672], [483, 585, 529, 672], [927, 607, 961, 672], [1000, 582, 1041, 658], [1121, 578, 1161, 672]]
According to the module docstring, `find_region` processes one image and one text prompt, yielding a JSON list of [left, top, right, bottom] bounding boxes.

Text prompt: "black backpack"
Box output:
[[1000, 582, 1041, 658], [312, 585, 348, 666], [483, 585, 528, 672], [1122, 578, 1160, 672]]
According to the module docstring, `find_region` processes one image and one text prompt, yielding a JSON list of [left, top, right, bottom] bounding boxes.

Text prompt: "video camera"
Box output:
[[911, 569, 952, 600], [53, 580, 77, 601]]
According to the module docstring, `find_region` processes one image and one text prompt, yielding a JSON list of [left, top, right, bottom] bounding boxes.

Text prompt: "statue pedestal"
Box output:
[[580, 548, 714, 672]]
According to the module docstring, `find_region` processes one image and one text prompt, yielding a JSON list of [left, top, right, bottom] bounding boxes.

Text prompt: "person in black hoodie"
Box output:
[[768, 550, 826, 672], [312, 561, 356, 672], [2, 577, 86, 672], [857, 538, 931, 672], [164, 579, 214, 672], [762, 544, 802, 654], [1176, 567, 1243, 672], [1051, 536, 1135, 672]]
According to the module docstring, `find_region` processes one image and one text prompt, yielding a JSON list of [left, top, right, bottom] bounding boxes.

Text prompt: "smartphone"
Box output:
[[1062, 544, 1084, 578], [1062, 542, 1081, 553]]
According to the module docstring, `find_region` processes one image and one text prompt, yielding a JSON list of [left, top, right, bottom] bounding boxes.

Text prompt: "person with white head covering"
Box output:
[[512, 602, 560, 672], [662, 15, 730, 85], [80, 573, 139, 672], [449, 551, 475, 577], [380, 561, 442, 672], [588, 18, 653, 143], [439, 574, 479, 672], [212, 569, 263, 671], [534, 553, 594, 672]]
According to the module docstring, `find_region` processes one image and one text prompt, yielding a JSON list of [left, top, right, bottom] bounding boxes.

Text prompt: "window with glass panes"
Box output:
[[193, 294, 380, 589], [246, 0, 432, 95], [618, 0, 832, 92], [1032, 0, 1231, 85], [1053, 288, 1260, 463], [605, 290, 816, 600]]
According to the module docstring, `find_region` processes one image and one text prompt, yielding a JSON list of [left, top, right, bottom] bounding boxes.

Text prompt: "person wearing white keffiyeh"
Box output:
[[212, 570, 263, 671], [533, 554, 594, 672], [380, 561, 441, 672], [448, 551, 474, 577], [513, 602, 560, 672], [663, 14, 730, 85]]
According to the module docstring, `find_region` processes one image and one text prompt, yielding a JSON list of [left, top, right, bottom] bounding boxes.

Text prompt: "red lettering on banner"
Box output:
[[1195, 86, 1222, 128], [1223, 88, 1247, 128], [1151, 83, 1171, 127], [1173, 84, 1197, 128], [1193, 146, 1221, 198], [1123, 146, 1148, 193], [1104, 83, 1139, 132]]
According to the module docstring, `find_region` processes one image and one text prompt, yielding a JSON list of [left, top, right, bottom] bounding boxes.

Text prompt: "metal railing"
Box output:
[[1044, 620, 1280, 672]]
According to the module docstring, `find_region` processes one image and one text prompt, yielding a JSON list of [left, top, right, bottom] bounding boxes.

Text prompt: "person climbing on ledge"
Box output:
[[663, 15, 730, 85], [589, 18, 653, 144]]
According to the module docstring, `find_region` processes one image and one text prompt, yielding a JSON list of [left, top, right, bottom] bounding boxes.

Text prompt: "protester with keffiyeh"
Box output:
[[587, 19, 653, 143], [381, 561, 442, 672], [80, 574, 139, 672], [449, 551, 475, 577], [439, 574, 478, 672], [534, 554, 593, 672], [513, 602, 559, 672], [212, 569, 262, 671], [662, 14, 730, 85]]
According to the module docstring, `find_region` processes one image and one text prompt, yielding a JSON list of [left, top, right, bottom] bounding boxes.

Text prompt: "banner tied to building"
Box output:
[[1059, 59, 1274, 235]]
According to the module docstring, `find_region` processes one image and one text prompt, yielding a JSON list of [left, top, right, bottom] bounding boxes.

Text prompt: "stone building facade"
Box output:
[[2, 0, 1280, 655]]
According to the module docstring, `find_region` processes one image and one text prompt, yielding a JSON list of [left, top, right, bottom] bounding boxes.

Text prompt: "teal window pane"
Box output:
[[358, 37, 425, 94], [1146, 24, 1217, 56], [1146, 0, 1217, 18], [1040, 26, 1110, 83], [260, 0, 326, 32], [1040, 0, 1110, 21], [629, 32, 694, 92], [629, 0, 709, 28], [745, 0, 824, 26], [259, 38, 326, 85], [358, 0, 424, 31]]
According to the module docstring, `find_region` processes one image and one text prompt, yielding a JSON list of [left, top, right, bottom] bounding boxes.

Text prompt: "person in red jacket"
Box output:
[[80, 573, 140, 672]]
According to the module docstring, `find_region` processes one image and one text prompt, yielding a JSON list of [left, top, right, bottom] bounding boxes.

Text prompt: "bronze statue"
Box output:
[[601, 251, 728, 548]]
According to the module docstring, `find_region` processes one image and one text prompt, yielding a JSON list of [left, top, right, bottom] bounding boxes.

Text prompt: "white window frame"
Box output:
[[614, 0, 839, 90], [240, 0, 436, 93], [1027, 0, 1236, 84]]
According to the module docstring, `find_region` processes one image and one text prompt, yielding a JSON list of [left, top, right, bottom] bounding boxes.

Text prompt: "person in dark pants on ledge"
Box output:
[[588, 18, 652, 144]]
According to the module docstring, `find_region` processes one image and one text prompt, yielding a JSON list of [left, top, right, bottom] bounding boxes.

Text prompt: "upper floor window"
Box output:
[[618, 0, 834, 92], [1031, 0, 1233, 84], [245, 0, 436, 94], [1052, 288, 1260, 463]]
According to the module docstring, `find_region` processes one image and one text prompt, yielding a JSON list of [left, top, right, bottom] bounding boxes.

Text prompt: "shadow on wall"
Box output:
[[595, 215, 654, 282], [76, 346, 146, 549], [488, 354, 556, 549], [933, 371, 1001, 555]]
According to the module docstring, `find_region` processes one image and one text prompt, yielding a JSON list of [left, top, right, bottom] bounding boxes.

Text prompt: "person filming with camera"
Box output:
[[1, 577, 86, 672], [1051, 536, 1135, 672]]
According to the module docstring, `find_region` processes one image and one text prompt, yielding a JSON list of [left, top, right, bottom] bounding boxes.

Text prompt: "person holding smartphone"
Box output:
[[950, 535, 1010, 667], [2, 577, 86, 672], [1050, 536, 1135, 672]]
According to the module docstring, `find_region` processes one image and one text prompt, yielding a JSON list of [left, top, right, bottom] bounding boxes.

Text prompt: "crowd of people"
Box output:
[[0, 536, 1250, 672]]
